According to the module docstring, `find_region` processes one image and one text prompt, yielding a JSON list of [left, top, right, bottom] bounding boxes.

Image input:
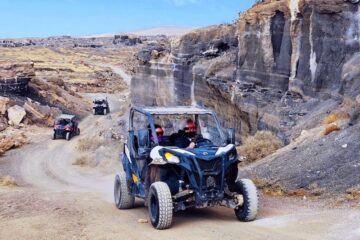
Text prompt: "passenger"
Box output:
[[149, 124, 164, 145], [170, 119, 198, 149]]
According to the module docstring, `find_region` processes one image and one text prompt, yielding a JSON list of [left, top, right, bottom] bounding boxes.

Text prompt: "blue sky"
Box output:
[[0, 0, 255, 38]]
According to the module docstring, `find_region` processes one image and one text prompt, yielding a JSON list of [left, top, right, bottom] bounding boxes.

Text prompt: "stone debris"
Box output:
[[7, 105, 26, 125], [137, 219, 148, 223]]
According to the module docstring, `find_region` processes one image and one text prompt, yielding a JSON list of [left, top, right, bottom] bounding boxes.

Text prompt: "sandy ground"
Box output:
[[0, 82, 360, 239]]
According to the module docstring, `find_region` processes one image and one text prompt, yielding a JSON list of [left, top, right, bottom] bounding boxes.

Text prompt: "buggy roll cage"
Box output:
[[129, 106, 227, 146]]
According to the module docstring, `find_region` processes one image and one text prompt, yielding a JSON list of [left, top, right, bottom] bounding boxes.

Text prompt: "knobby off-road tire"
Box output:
[[114, 172, 135, 209], [234, 179, 258, 222], [148, 182, 173, 230], [65, 132, 71, 141]]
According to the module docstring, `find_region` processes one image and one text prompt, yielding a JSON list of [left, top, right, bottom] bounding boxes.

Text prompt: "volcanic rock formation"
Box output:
[[131, 0, 360, 195]]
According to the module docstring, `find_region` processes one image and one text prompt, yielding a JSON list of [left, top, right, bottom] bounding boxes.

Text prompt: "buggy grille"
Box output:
[[196, 158, 222, 172]]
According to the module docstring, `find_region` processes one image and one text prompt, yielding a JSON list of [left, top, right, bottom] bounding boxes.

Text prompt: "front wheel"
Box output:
[[76, 128, 80, 136], [148, 182, 173, 230], [52, 132, 56, 140], [234, 179, 258, 222], [103, 108, 107, 115], [114, 172, 135, 209], [65, 132, 71, 141]]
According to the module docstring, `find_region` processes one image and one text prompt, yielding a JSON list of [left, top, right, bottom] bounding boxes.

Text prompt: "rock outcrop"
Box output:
[[0, 128, 28, 155], [131, 0, 360, 195], [113, 35, 142, 46], [23, 99, 61, 127], [0, 61, 35, 95]]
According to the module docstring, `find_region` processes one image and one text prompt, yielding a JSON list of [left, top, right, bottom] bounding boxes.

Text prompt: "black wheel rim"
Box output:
[[150, 192, 159, 224]]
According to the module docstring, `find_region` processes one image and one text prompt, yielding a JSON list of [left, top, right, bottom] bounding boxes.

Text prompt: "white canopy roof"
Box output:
[[140, 106, 213, 115], [58, 114, 75, 119]]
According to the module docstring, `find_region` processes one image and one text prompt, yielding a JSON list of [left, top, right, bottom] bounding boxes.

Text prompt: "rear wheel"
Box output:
[[65, 132, 71, 141], [52, 132, 56, 140], [103, 108, 107, 115], [148, 182, 173, 230], [114, 172, 135, 209], [234, 179, 258, 221], [93, 109, 96, 115], [76, 128, 80, 136]]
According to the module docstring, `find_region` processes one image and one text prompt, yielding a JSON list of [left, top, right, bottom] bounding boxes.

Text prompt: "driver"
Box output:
[[170, 119, 199, 149]]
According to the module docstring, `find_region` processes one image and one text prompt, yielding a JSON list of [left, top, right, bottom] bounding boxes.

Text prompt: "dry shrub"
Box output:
[[252, 178, 286, 196], [76, 138, 103, 152], [307, 183, 326, 196], [287, 189, 308, 197], [346, 186, 360, 200], [0, 176, 18, 187], [322, 111, 350, 125], [324, 123, 340, 135], [72, 155, 97, 167], [237, 131, 283, 162]]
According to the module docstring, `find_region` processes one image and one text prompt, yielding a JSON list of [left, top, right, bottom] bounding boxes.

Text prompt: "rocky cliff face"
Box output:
[[132, 0, 360, 143], [238, 0, 360, 98], [130, 0, 360, 195]]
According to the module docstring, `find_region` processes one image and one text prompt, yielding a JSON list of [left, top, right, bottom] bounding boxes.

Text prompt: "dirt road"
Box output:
[[0, 92, 359, 240]]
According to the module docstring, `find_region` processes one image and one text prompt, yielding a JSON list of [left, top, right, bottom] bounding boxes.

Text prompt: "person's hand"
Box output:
[[187, 142, 196, 149]]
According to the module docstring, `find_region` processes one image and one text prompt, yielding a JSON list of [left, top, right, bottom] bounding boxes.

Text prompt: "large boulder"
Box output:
[[0, 96, 9, 115], [0, 128, 28, 155], [23, 98, 61, 127], [7, 105, 26, 125]]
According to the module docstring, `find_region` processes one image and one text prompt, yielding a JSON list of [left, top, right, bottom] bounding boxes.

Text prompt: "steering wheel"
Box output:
[[195, 138, 213, 147]]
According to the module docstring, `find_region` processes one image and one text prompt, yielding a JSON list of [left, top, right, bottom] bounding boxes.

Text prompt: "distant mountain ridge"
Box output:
[[85, 26, 196, 38]]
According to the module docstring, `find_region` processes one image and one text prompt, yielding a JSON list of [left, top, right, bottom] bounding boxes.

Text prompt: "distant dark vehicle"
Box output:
[[53, 114, 80, 141], [93, 97, 110, 115], [114, 106, 258, 230]]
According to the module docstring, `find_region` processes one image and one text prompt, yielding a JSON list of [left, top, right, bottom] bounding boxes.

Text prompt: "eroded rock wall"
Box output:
[[238, 0, 360, 98], [131, 0, 360, 142]]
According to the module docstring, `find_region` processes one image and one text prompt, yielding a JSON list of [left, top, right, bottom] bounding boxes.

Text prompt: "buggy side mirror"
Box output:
[[226, 128, 236, 145], [137, 128, 150, 156]]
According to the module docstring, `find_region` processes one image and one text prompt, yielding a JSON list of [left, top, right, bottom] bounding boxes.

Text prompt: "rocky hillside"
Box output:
[[131, 0, 360, 198], [0, 35, 138, 156]]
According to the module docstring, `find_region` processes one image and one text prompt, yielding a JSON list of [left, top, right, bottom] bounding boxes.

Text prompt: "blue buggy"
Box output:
[[114, 106, 258, 229]]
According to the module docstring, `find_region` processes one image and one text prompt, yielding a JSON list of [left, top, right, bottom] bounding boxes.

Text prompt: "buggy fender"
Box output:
[[149, 146, 167, 165], [215, 144, 235, 156]]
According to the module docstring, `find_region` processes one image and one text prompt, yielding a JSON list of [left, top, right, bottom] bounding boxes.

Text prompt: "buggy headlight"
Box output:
[[229, 150, 238, 161], [164, 152, 180, 164]]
